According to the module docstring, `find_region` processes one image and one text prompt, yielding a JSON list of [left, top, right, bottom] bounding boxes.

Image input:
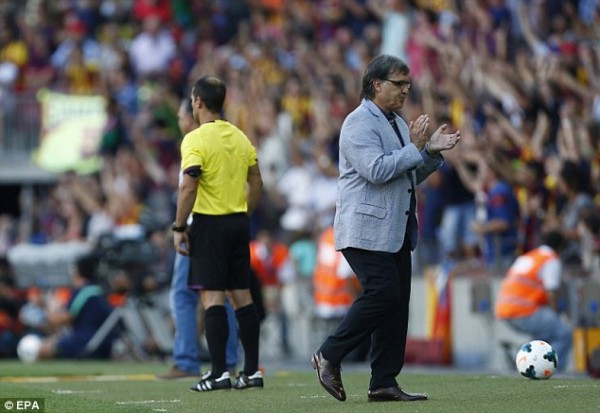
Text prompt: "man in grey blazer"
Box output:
[[312, 54, 460, 402]]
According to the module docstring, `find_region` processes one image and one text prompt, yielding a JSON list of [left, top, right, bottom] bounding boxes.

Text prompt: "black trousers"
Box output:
[[319, 239, 412, 390]]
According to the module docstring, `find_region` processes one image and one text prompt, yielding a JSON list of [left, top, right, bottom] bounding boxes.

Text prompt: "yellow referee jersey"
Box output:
[[180, 120, 257, 215]]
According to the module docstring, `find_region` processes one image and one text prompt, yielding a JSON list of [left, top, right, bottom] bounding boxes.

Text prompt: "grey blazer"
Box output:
[[334, 99, 443, 253]]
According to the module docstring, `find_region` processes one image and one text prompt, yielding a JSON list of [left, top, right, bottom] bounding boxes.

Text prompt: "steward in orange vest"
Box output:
[[313, 227, 359, 319], [494, 230, 573, 371], [250, 230, 290, 288], [495, 230, 566, 319]]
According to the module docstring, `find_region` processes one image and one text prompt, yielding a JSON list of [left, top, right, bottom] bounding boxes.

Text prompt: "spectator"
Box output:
[[128, 13, 176, 80], [545, 160, 595, 266], [367, 0, 411, 61], [0, 17, 28, 90], [22, 28, 56, 90], [97, 21, 129, 78], [104, 65, 140, 121], [59, 42, 100, 93], [275, 147, 316, 236], [578, 208, 600, 282], [471, 160, 521, 273], [437, 151, 479, 263], [50, 15, 100, 74]]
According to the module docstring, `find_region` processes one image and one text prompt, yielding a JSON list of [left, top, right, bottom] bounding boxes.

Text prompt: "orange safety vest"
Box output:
[[250, 241, 289, 287], [313, 227, 354, 316], [495, 247, 557, 319]]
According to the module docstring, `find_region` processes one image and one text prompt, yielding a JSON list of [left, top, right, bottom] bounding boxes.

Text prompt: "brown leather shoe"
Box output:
[[311, 351, 346, 401], [368, 386, 428, 402], [156, 366, 198, 380]]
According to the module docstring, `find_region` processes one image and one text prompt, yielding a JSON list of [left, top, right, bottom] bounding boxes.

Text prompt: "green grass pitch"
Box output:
[[0, 360, 599, 413]]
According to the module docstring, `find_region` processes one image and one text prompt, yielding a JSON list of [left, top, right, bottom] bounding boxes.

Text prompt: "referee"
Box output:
[[172, 75, 264, 392]]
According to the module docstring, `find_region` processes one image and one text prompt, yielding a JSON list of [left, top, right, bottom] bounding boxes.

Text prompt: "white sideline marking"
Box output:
[[115, 399, 182, 405], [0, 374, 156, 383], [553, 384, 600, 389], [51, 389, 103, 394]]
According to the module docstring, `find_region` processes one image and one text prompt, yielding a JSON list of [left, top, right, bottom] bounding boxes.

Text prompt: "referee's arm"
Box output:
[[173, 172, 198, 256], [246, 162, 263, 216]]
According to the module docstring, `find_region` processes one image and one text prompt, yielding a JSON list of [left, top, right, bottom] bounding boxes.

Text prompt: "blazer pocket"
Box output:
[[355, 204, 387, 219]]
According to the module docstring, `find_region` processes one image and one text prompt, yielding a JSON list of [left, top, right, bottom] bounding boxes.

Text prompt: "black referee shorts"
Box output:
[[188, 212, 251, 291]]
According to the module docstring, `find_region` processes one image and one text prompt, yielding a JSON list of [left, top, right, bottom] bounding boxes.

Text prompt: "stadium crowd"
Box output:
[[0, 0, 599, 361]]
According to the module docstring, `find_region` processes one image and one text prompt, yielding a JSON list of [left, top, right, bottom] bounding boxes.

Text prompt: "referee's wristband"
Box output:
[[171, 222, 187, 233]]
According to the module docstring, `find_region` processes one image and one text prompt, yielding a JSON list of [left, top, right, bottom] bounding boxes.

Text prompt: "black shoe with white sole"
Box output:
[[190, 371, 232, 392], [234, 371, 264, 389]]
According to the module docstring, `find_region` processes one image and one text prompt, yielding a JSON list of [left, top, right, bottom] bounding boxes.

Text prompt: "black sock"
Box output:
[[204, 305, 229, 377], [235, 304, 260, 375]]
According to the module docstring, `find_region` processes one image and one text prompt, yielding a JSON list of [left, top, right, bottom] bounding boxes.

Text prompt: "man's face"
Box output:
[[372, 71, 411, 113]]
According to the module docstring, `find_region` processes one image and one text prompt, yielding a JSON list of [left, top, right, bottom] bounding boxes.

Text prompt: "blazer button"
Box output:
[[405, 211, 410, 215], [408, 188, 412, 193]]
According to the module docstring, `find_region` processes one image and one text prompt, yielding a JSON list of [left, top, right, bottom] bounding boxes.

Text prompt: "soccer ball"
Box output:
[[17, 334, 42, 363], [515, 340, 557, 379]]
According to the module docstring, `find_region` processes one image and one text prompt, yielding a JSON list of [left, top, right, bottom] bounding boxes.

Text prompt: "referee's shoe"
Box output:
[[190, 371, 231, 392], [234, 371, 264, 389]]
